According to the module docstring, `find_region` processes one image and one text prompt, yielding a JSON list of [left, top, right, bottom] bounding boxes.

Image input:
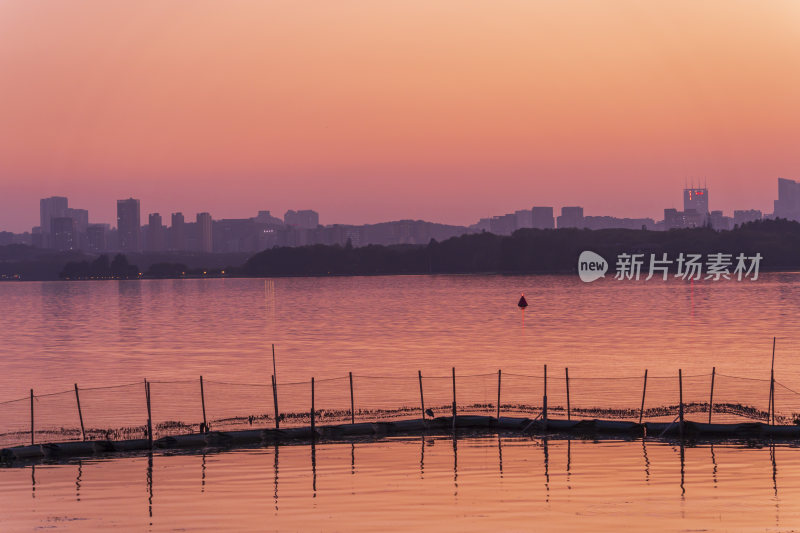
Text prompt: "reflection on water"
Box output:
[[3, 274, 800, 399], [1, 436, 798, 532]]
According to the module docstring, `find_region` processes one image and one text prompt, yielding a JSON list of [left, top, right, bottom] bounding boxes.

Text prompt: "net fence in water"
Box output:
[[1, 369, 798, 448]]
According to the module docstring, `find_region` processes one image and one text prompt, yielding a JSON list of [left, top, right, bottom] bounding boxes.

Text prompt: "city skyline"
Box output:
[[4, 177, 798, 254], [2, 2, 799, 233], [3, 177, 797, 236], [0, 176, 791, 234]]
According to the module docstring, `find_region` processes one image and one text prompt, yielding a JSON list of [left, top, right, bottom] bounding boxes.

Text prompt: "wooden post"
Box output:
[[496, 369, 501, 420], [349, 372, 355, 424], [272, 374, 280, 429], [145, 379, 153, 447], [272, 344, 278, 383], [543, 365, 548, 430], [310, 377, 315, 436], [769, 337, 776, 425], [451, 367, 456, 433], [708, 367, 715, 424], [678, 369, 684, 440], [30, 389, 34, 446], [74, 384, 86, 441], [419, 370, 426, 420], [272, 344, 281, 429], [565, 367, 571, 421], [770, 378, 775, 425], [199, 376, 207, 432], [639, 369, 648, 424]]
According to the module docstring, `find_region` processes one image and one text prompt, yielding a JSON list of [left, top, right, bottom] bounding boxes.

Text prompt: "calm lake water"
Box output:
[[2, 274, 800, 441], [2, 273, 800, 394], [2, 274, 800, 530], [1, 436, 798, 532]]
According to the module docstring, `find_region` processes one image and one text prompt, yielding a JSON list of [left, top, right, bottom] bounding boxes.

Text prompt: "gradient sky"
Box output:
[[1, 1, 799, 232]]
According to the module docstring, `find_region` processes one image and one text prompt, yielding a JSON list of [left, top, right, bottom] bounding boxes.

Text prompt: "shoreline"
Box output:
[[4, 269, 800, 283]]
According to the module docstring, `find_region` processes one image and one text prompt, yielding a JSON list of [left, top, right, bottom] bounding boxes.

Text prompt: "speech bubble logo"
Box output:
[[578, 251, 608, 282]]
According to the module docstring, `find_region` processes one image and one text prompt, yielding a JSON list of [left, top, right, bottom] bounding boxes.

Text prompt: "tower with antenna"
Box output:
[[683, 183, 709, 214]]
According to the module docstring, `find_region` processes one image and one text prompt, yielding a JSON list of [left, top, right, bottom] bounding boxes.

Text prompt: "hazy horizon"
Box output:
[[2, 1, 799, 232]]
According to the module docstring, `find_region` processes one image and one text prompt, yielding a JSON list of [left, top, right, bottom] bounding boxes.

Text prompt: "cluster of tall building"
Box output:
[[475, 205, 657, 235], [37, 196, 90, 250], [11, 198, 321, 254], [477, 178, 800, 236], [658, 179, 797, 230], [1, 177, 799, 251]]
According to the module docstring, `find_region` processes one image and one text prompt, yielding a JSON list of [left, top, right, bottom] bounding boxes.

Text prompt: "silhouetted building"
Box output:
[[664, 208, 682, 230], [683, 209, 706, 228], [51, 216, 78, 251], [774, 178, 800, 221], [471, 218, 491, 232], [531, 207, 555, 229], [65, 208, 88, 233], [86, 224, 107, 252], [213, 218, 264, 252], [583, 216, 656, 230], [557, 207, 584, 228], [170, 212, 185, 251], [117, 198, 141, 252], [709, 210, 732, 231], [255, 210, 284, 226], [683, 188, 709, 214], [284, 209, 319, 229], [343, 228, 362, 247], [197, 212, 213, 252], [490, 214, 516, 235], [39, 197, 68, 237], [31, 227, 44, 248], [514, 209, 533, 229], [146, 213, 167, 251], [734, 209, 762, 226]]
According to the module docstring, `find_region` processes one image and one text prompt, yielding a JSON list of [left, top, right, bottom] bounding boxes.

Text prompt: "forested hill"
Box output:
[[241, 219, 800, 277]]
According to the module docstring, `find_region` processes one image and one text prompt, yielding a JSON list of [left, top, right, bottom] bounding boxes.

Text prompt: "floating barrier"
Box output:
[[3, 416, 800, 466]]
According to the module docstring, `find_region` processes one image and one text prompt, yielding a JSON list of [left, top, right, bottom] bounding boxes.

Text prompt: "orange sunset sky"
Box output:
[[1, 1, 799, 232]]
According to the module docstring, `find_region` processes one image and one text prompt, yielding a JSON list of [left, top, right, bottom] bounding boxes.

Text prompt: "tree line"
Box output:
[[241, 219, 800, 277]]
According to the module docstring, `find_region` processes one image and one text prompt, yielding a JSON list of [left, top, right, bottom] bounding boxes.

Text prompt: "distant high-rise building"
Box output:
[[50, 216, 78, 251], [146, 213, 166, 252], [39, 197, 68, 248], [557, 207, 584, 229], [170, 212, 185, 251], [65, 207, 89, 250], [65, 208, 89, 234], [40, 196, 68, 235], [254, 210, 284, 226], [682, 209, 706, 228], [774, 178, 800, 221], [664, 208, 682, 230], [683, 188, 709, 214], [531, 207, 555, 229], [284, 210, 319, 229], [197, 212, 213, 252], [117, 198, 141, 252], [514, 209, 533, 229], [709, 210, 732, 231], [733, 209, 762, 227], [86, 224, 107, 252]]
